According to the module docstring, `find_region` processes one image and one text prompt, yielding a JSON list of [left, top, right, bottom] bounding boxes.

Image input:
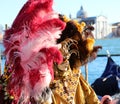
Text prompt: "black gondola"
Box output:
[[91, 55, 120, 97]]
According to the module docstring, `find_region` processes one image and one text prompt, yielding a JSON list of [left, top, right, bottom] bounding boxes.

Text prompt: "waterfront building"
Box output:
[[73, 6, 111, 39], [0, 33, 3, 43], [110, 22, 120, 37]]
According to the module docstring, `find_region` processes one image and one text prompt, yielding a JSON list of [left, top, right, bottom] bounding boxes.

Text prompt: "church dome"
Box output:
[[77, 6, 87, 18]]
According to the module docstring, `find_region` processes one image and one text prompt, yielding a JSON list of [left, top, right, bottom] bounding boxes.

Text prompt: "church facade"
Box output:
[[73, 6, 111, 39]]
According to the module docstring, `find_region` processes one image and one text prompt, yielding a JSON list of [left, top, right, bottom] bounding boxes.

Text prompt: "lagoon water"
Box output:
[[0, 38, 120, 84], [82, 38, 120, 84]]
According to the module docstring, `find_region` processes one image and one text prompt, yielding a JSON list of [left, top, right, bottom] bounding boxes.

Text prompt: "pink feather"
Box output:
[[3, 0, 65, 103]]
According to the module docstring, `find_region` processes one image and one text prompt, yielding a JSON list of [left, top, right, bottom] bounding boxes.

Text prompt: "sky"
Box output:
[[0, 0, 120, 29]]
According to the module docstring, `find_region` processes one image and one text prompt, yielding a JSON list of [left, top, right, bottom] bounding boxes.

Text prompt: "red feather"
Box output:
[[3, 0, 65, 103]]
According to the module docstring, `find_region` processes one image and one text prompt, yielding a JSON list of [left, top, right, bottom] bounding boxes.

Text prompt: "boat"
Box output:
[[91, 52, 120, 98]]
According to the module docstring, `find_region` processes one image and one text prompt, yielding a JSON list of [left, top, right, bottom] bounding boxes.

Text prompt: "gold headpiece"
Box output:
[[60, 15, 86, 33]]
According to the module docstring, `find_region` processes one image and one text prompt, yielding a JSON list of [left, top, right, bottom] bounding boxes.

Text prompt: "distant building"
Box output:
[[0, 25, 3, 43], [73, 6, 111, 39], [0, 33, 3, 43], [76, 6, 88, 19], [0, 24, 9, 43], [110, 22, 120, 37]]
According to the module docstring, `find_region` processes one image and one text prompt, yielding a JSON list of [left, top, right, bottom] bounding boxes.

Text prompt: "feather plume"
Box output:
[[3, 0, 65, 103]]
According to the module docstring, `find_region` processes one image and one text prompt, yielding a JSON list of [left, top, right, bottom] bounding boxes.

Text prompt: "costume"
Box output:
[[50, 15, 102, 104], [0, 0, 102, 104]]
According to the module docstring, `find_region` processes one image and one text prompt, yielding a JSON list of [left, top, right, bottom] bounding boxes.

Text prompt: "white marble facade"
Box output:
[[75, 6, 111, 39]]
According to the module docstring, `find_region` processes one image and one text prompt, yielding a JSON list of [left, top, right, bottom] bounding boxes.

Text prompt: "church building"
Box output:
[[74, 6, 111, 39]]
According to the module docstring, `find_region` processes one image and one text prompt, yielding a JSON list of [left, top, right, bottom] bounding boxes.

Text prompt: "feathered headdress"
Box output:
[[58, 14, 102, 68], [2, 0, 65, 103]]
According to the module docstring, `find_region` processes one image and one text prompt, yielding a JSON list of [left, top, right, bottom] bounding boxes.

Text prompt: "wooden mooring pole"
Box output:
[[85, 63, 88, 82]]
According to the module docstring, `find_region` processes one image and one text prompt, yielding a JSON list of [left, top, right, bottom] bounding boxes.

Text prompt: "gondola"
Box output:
[[91, 53, 120, 98]]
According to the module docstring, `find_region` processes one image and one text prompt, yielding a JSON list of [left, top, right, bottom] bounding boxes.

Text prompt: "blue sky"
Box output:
[[0, 0, 120, 29]]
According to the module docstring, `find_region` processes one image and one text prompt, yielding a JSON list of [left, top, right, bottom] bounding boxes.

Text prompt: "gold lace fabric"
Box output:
[[50, 68, 80, 104]]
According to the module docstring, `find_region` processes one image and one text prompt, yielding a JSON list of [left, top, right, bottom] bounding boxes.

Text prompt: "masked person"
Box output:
[[0, 0, 102, 104], [50, 15, 102, 104]]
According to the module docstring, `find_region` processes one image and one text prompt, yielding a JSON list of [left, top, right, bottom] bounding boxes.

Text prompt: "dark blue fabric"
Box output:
[[91, 75, 119, 96], [101, 57, 120, 78], [91, 56, 120, 96]]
